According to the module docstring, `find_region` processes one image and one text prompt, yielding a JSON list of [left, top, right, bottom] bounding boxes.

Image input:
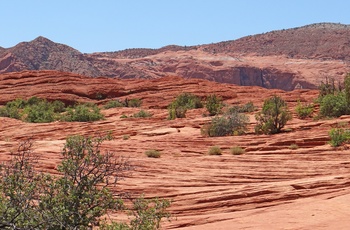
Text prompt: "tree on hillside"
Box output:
[[0, 135, 171, 229], [255, 95, 292, 134]]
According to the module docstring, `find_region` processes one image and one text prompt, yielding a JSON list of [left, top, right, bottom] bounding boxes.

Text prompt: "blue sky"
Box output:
[[1, 0, 349, 53]]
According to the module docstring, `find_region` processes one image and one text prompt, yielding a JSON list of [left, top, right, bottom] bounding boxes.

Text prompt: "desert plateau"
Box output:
[[1, 23, 350, 229]]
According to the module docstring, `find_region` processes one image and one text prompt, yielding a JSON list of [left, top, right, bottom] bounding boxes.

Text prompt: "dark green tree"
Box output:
[[255, 95, 292, 134]]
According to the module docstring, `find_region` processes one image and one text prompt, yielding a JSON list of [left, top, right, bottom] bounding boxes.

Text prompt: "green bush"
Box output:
[[288, 144, 299, 150], [63, 103, 104, 122], [205, 94, 223, 116], [319, 93, 348, 118], [230, 146, 245, 155], [255, 95, 292, 134], [145, 150, 161, 158], [132, 110, 152, 118], [25, 101, 56, 123], [167, 93, 203, 120], [329, 128, 350, 147], [201, 110, 249, 137], [228, 102, 257, 113], [168, 102, 187, 120], [173, 92, 203, 109], [104, 100, 125, 109], [127, 98, 142, 108], [208, 146, 222, 155], [295, 101, 314, 119]]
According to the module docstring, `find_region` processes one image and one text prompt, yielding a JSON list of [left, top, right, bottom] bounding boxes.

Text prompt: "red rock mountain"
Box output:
[[0, 23, 350, 90]]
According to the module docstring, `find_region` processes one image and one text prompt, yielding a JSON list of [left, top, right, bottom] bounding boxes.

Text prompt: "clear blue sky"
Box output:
[[1, 0, 349, 53]]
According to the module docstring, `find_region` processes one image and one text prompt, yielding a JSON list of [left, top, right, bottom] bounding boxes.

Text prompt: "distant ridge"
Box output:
[[0, 22, 349, 91], [202, 22, 350, 60]]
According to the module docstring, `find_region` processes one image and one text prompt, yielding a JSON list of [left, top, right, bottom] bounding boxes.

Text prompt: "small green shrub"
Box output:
[[167, 93, 203, 120], [127, 98, 142, 108], [201, 110, 249, 137], [63, 103, 104, 122], [145, 150, 161, 158], [132, 110, 152, 118], [104, 100, 124, 109], [25, 101, 56, 123], [329, 128, 350, 147], [173, 92, 203, 109], [230, 146, 245, 155], [120, 114, 128, 119], [168, 102, 187, 120], [208, 146, 222, 155], [122, 135, 130, 140], [295, 101, 314, 119], [205, 94, 223, 116], [319, 93, 348, 118], [288, 144, 299, 150], [228, 102, 257, 113]]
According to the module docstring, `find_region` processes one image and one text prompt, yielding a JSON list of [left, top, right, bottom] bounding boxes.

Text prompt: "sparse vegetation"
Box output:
[[208, 146, 222, 155], [63, 103, 104, 122], [230, 146, 245, 155], [0, 97, 104, 123], [319, 92, 348, 118], [295, 101, 314, 119], [255, 95, 292, 134], [127, 98, 142, 108], [201, 110, 249, 137], [168, 93, 203, 120], [104, 100, 125, 109], [104, 98, 142, 109], [122, 135, 130, 140], [205, 94, 223, 116], [145, 149, 161, 158], [228, 102, 257, 113], [328, 128, 350, 147], [132, 109, 153, 118], [288, 143, 299, 150]]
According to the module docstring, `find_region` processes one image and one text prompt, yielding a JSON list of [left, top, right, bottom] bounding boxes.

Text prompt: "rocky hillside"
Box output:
[[1, 70, 350, 229], [202, 23, 350, 60], [0, 23, 349, 90]]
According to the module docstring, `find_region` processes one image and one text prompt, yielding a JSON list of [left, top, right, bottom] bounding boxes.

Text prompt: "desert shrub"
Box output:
[[25, 100, 56, 123], [230, 146, 245, 155], [205, 94, 223, 116], [0, 97, 68, 122], [168, 102, 187, 120], [288, 144, 299, 150], [63, 103, 104, 122], [132, 110, 152, 118], [328, 128, 350, 147], [0, 136, 170, 229], [208, 146, 222, 155], [0, 105, 21, 119], [127, 98, 142, 108], [228, 102, 257, 113], [201, 110, 249, 137], [104, 100, 124, 109], [120, 114, 128, 118], [173, 92, 203, 109], [319, 93, 348, 118], [145, 150, 161, 158], [295, 101, 314, 119], [255, 95, 292, 134], [0, 98, 27, 119], [167, 93, 203, 120], [122, 135, 130, 140]]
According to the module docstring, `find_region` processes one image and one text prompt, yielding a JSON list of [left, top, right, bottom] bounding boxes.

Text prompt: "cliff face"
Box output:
[[0, 23, 349, 90]]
